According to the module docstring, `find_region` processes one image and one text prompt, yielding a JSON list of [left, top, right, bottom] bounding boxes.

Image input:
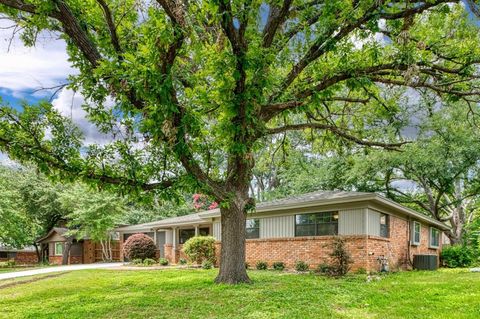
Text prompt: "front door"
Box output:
[[156, 232, 166, 258]]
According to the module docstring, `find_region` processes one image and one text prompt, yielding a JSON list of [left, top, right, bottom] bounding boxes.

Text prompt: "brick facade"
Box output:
[[156, 215, 441, 272], [0, 251, 39, 265], [48, 255, 83, 265]]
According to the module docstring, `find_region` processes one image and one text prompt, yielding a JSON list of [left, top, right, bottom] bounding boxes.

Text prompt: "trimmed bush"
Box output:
[[143, 258, 157, 266], [256, 261, 268, 270], [202, 260, 214, 269], [131, 258, 143, 265], [179, 258, 187, 265], [295, 260, 309, 272], [123, 233, 157, 261], [159, 258, 169, 266], [315, 263, 332, 274], [441, 245, 476, 268], [272, 261, 285, 271], [182, 236, 216, 265]]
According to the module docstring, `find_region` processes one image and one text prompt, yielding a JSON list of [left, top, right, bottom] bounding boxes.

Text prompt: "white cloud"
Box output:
[[0, 19, 74, 97], [0, 152, 17, 167], [51, 88, 115, 146]]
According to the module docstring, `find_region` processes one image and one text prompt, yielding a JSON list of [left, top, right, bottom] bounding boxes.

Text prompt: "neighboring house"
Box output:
[[116, 191, 448, 272], [0, 244, 38, 264], [37, 228, 120, 265]]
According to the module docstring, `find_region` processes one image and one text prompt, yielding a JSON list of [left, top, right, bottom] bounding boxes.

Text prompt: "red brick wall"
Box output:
[[134, 216, 442, 272], [367, 215, 441, 271], [15, 251, 39, 264], [0, 252, 38, 265], [48, 255, 83, 265]]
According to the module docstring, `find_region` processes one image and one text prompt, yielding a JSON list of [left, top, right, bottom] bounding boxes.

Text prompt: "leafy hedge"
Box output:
[[182, 236, 216, 264], [441, 245, 476, 268], [123, 233, 157, 261]]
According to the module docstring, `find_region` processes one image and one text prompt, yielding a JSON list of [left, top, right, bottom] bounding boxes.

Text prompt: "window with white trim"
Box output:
[[246, 219, 260, 239], [429, 227, 440, 248], [412, 221, 421, 245], [54, 242, 64, 256]]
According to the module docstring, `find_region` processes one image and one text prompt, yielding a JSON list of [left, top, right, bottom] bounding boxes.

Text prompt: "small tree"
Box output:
[[123, 233, 157, 261], [183, 236, 216, 265], [60, 184, 125, 262], [330, 237, 353, 276]]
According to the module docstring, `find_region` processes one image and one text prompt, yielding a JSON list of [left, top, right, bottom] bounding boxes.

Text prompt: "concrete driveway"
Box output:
[[0, 262, 123, 281]]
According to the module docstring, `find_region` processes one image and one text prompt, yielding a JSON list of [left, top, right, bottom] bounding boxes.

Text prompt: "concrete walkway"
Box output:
[[0, 262, 123, 281]]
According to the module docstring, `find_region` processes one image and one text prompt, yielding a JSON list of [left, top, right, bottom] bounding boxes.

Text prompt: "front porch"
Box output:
[[119, 223, 213, 263]]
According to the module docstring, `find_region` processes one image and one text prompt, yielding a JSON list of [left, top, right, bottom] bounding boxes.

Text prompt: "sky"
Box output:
[[0, 19, 111, 165]]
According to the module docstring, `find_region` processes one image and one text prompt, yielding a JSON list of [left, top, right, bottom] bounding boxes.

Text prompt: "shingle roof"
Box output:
[[256, 190, 372, 209], [36, 227, 69, 243], [116, 190, 449, 232]]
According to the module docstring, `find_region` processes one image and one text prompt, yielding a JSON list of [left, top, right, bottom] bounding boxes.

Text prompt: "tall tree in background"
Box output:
[[290, 102, 480, 244], [1, 1, 480, 283]]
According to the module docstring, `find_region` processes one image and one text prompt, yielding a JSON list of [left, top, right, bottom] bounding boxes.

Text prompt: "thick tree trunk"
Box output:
[[61, 238, 73, 265], [214, 200, 251, 284], [33, 243, 41, 264]]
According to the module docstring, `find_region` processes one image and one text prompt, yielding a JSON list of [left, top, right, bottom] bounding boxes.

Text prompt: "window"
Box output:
[[411, 221, 421, 245], [295, 212, 338, 237], [0, 251, 16, 259], [179, 227, 209, 244], [54, 242, 64, 256], [430, 227, 440, 248], [380, 214, 389, 238], [246, 219, 260, 239]]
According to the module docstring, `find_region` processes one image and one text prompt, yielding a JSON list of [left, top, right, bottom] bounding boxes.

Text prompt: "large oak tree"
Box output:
[[1, 0, 480, 283]]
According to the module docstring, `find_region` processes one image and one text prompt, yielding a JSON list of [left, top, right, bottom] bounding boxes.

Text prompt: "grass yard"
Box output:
[[0, 268, 479, 319]]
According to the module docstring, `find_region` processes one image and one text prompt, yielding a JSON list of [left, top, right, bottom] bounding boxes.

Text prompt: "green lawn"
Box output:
[[0, 268, 479, 319]]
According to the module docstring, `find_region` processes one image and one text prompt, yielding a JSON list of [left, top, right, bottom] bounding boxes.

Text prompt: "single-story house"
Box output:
[[37, 228, 121, 265], [116, 191, 448, 272], [0, 244, 38, 264]]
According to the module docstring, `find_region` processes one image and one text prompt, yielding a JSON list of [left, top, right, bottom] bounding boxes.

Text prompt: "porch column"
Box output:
[[195, 225, 199, 236], [153, 229, 157, 245], [172, 227, 177, 250], [172, 227, 178, 264]]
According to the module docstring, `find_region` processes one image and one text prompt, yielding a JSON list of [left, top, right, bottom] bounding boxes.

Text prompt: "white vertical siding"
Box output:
[[165, 230, 173, 244], [338, 208, 366, 235], [260, 215, 295, 238], [213, 221, 222, 240], [367, 209, 381, 236]]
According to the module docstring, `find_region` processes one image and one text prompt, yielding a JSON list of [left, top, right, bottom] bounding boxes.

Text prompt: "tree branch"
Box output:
[[265, 122, 409, 150], [96, 0, 122, 55], [262, 0, 293, 48]]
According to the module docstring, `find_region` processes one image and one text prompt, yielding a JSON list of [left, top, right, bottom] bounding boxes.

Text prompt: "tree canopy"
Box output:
[[1, 0, 480, 283]]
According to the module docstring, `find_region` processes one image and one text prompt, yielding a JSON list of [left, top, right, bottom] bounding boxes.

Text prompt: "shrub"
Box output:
[[179, 258, 187, 265], [159, 258, 169, 266], [202, 260, 214, 269], [315, 263, 332, 274], [272, 261, 285, 271], [355, 267, 367, 275], [329, 237, 353, 276], [123, 233, 157, 261], [256, 261, 268, 270], [143, 258, 157, 266], [295, 260, 309, 272], [182, 236, 216, 265], [131, 258, 143, 265], [441, 245, 476, 268]]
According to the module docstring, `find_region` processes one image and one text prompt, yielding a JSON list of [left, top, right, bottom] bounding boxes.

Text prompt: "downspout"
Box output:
[[407, 216, 412, 267]]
